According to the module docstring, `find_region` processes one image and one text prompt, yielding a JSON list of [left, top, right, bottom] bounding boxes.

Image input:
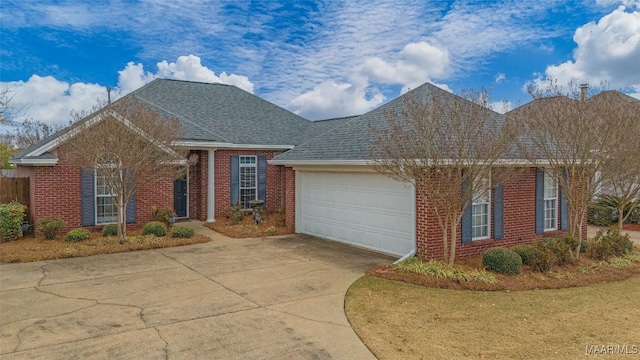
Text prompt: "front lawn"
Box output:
[[0, 228, 210, 263], [346, 276, 640, 360]]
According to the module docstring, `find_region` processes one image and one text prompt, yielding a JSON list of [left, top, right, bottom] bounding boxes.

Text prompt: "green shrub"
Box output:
[[587, 204, 615, 226], [482, 248, 522, 275], [595, 194, 640, 224], [102, 224, 118, 236], [66, 228, 90, 242], [151, 206, 175, 227], [0, 202, 26, 242], [142, 221, 167, 237], [227, 203, 244, 225], [529, 241, 558, 273], [38, 218, 66, 240], [511, 245, 535, 266], [171, 226, 194, 238], [542, 236, 578, 265], [587, 228, 633, 260]]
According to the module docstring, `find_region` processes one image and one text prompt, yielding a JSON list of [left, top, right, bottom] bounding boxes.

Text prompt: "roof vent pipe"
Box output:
[[107, 87, 112, 104], [579, 83, 588, 101]]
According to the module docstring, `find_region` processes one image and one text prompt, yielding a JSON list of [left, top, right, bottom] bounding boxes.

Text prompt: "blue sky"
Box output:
[[1, 0, 639, 125]]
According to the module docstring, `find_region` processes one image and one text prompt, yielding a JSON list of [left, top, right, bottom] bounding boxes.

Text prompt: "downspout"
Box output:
[[394, 182, 417, 264], [394, 248, 416, 264]]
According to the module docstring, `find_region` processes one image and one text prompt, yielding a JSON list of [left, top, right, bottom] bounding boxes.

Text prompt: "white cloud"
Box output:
[[156, 55, 254, 93], [533, 6, 640, 93], [1, 55, 254, 126], [287, 41, 451, 119], [2, 75, 105, 126], [287, 79, 385, 120], [495, 73, 506, 83], [359, 42, 450, 93]]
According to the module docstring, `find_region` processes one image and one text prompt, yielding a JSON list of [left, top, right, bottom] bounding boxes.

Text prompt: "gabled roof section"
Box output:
[[131, 79, 312, 145], [11, 78, 318, 162], [272, 82, 518, 164]]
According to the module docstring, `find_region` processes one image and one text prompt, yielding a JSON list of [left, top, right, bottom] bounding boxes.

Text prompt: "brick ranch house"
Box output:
[[11, 79, 586, 260]]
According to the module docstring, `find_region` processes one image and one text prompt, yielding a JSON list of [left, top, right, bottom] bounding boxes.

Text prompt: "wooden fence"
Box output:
[[0, 177, 33, 234]]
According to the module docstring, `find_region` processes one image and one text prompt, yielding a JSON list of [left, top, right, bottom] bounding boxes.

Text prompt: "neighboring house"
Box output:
[[10, 78, 584, 261]]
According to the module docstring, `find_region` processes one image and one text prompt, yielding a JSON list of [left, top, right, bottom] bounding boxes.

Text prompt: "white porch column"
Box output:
[[206, 149, 216, 222]]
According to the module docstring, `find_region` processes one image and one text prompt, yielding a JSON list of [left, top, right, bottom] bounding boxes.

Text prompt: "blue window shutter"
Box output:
[[230, 156, 239, 205], [560, 169, 568, 231], [493, 184, 504, 239], [535, 168, 545, 234], [80, 168, 95, 226], [123, 169, 136, 223], [126, 192, 136, 223], [257, 156, 267, 203], [461, 176, 472, 244]]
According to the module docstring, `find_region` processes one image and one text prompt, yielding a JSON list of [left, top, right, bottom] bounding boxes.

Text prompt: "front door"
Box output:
[[173, 175, 188, 218]]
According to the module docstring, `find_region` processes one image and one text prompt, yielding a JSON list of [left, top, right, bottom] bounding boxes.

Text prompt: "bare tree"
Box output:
[[599, 104, 640, 230], [0, 86, 28, 125], [509, 85, 640, 258], [373, 87, 521, 265], [66, 96, 190, 243], [4, 119, 66, 149]]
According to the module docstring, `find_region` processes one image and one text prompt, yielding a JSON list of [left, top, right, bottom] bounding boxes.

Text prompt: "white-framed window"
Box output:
[[544, 172, 558, 231], [95, 169, 118, 224], [239, 155, 257, 208], [472, 175, 491, 240]]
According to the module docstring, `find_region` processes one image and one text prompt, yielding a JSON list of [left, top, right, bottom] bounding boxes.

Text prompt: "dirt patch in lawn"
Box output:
[[0, 229, 211, 263], [204, 212, 291, 238], [368, 251, 640, 291], [346, 276, 640, 360]]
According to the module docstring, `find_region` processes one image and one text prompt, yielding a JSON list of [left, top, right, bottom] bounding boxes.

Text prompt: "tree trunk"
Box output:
[[617, 205, 625, 231], [117, 192, 126, 243], [448, 221, 457, 266]]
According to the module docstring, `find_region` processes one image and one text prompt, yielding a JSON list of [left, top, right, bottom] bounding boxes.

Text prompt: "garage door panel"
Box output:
[[298, 171, 415, 256]]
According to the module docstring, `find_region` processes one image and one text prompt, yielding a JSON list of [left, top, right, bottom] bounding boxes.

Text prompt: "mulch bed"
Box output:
[[623, 223, 640, 231], [367, 253, 640, 291], [204, 212, 291, 238], [0, 229, 210, 263]]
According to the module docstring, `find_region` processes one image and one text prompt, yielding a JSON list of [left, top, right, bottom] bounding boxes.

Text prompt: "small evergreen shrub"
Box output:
[[171, 226, 194, 238], [587, 204, 616, 227], [0, 202, 26, 242], [102, 224, 118, 236], [587, 228, 633, 260], [529, 241, 558, 273], [142, 221, 167, 237], [511, 245, 535, 266], [38, 218, 66, 240], [542, 236, 578, 265], [66, 228, 90, 242], [482, 248, 522, 275], [151, 206, 175, 227], [227, 203, 244, 225]]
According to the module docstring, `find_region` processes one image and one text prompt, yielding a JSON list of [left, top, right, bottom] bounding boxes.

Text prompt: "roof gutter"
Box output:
[[174, 141, 295, 150], [9, 158, 58, 166], [268, 159, 374, 166]]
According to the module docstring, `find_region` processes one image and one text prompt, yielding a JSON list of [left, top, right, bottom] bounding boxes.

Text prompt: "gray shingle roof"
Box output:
[[12, 79, 324, 160], [131, 79, 313, 145], [272, 82, 522, 162]]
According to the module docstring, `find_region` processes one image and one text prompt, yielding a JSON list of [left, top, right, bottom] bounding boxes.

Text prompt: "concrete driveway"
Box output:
[[0, 223, 394, 359]]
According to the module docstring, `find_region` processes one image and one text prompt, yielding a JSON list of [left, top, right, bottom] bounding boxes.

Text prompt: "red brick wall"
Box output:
[[416, 167, 587, 261], [284, 167, 295, 232], [17, 144, 173, 235], [211, 150, 286, 219]]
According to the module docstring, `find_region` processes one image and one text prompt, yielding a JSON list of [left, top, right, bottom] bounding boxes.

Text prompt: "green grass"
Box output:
[[395, 257, 496, 284]]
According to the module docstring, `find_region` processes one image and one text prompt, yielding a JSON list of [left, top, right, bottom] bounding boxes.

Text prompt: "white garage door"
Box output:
[[297, 171, 415, 256]]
